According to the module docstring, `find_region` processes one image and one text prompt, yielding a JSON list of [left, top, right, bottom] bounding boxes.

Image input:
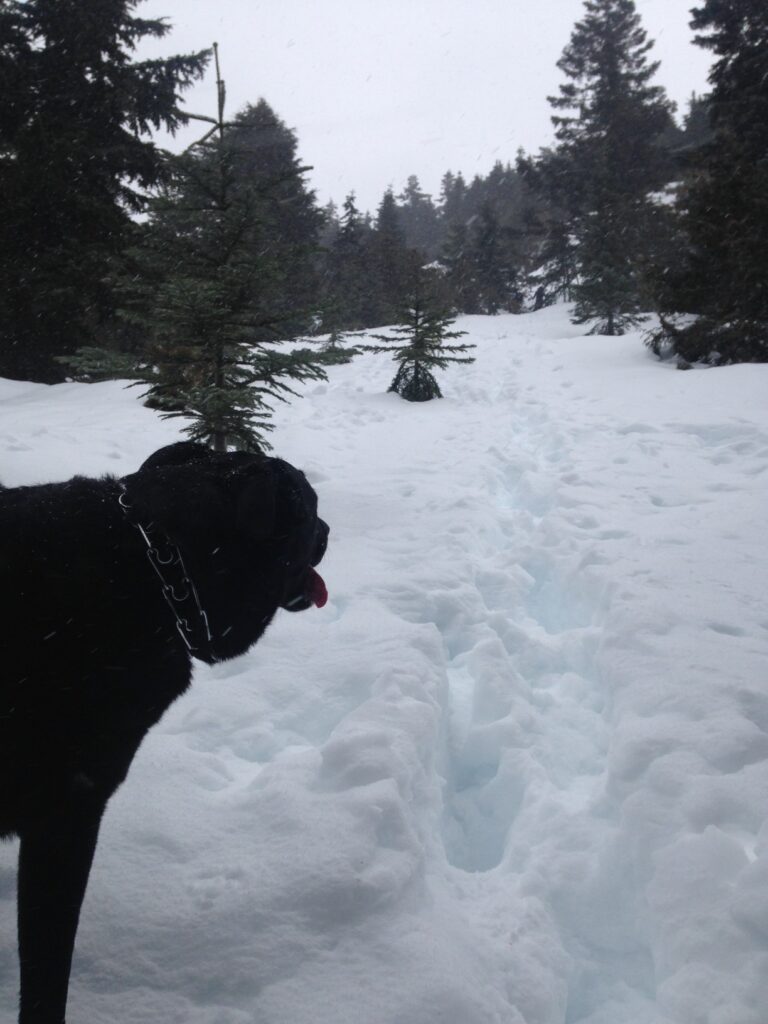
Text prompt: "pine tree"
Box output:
[[442, 222, 481, 314], [439, 171, 470, 227], [117, 51, 326, 451], [365, 274, 475, 402], [0, 0, 208, 382], [537, 0, 675, 334], [397, 175, 441, 256], [370, 188, 419, 325], [681, 93, 713, 153], [469, 202, 520, 314], [518, 143, 591, 306], [224, 100, 323, 337], [323, 192, 375, 329], [649, 1, 768, 364], [319, 200, 340, 249], [534, 214, 579, 303]]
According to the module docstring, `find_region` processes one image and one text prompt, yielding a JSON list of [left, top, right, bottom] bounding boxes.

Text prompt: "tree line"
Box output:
[[1, 0, 767, 445]]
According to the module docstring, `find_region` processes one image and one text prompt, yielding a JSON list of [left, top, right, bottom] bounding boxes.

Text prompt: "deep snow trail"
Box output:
[[332, 319, 638, 1023], [271, 309, 768, 1024], [1, 307, 768, 1024]]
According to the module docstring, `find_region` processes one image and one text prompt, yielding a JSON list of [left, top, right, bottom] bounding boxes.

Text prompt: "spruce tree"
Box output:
[[538, 0, 674, 334], [323, 192, 375, 329], [366, 274, 475, 402], [397, 175, 441, 256], [534, 214, 579, 303], [0, 0, 208, 382], [439, 171, 470, 228], [370, 189, 419, 325], [469, 202, 520, 314], [224, 100, 323, 337], [680, 94, 714, 155], [649, 1, 768, 364], [442, 222, 481, 314]]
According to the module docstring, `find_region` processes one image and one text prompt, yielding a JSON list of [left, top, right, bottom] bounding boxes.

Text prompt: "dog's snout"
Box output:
[[312, 519, 329, 566]]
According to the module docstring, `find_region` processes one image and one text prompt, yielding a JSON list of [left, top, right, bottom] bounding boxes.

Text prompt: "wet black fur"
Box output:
[[0, 442, 329, 1023]]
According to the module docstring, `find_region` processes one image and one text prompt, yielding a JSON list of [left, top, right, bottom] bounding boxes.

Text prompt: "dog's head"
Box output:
[[121, 442, 329, 660], [258, 455, 329, 614]]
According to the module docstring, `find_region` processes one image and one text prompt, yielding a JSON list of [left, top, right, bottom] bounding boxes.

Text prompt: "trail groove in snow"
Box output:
[[2, 307, 768, 1024], [429, 360, 610, 882]]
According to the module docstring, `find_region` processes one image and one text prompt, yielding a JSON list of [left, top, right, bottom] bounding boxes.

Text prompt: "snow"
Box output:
[[1, 304, 767, 1023]]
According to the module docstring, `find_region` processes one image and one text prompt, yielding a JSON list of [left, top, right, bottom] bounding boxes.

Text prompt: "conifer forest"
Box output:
[[1, 0, 767, 443]]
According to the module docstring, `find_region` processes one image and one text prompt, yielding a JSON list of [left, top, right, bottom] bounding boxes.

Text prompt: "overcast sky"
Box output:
[[138, 0, 712, 213]]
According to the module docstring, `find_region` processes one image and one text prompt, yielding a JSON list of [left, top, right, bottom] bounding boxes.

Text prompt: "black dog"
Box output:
[[0, 441, 329, 1023]]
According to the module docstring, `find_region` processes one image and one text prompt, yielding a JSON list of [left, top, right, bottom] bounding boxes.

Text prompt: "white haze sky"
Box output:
[[138, 0, 712, 213]]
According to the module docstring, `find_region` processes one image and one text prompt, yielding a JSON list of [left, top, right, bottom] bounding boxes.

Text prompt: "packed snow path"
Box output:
[[1, 307, 767, 1023]]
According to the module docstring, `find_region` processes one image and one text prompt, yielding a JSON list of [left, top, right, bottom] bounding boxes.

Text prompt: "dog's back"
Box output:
[[0, 475, 189, 838]]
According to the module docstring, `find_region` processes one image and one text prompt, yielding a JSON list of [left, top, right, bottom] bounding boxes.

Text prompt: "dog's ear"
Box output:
[[233, 463, 278, 542], [228, 460, 316, 545], [121, 463, 230, 546], [269, 459, 316, 527], [138, 442, 214, 472]]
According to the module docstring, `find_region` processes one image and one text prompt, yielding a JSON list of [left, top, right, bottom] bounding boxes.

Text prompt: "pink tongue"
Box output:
[[308, 567, 328, 608]]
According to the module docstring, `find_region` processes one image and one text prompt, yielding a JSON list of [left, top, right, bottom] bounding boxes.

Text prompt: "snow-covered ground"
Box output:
[[1, 305, 767, 1024]]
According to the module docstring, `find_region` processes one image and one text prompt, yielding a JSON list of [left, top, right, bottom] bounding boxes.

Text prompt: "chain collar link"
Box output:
[[117, 485, 214, 658]]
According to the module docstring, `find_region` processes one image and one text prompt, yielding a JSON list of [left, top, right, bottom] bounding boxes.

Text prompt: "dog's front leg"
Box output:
[[17, 798, 106, 1024]]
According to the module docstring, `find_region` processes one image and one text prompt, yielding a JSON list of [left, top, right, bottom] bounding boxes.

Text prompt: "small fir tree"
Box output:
[[118, 46, 326, 451], [366, 276, 475, 402], [56, 346, 144, 383], [318, 326, 362, 365]]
